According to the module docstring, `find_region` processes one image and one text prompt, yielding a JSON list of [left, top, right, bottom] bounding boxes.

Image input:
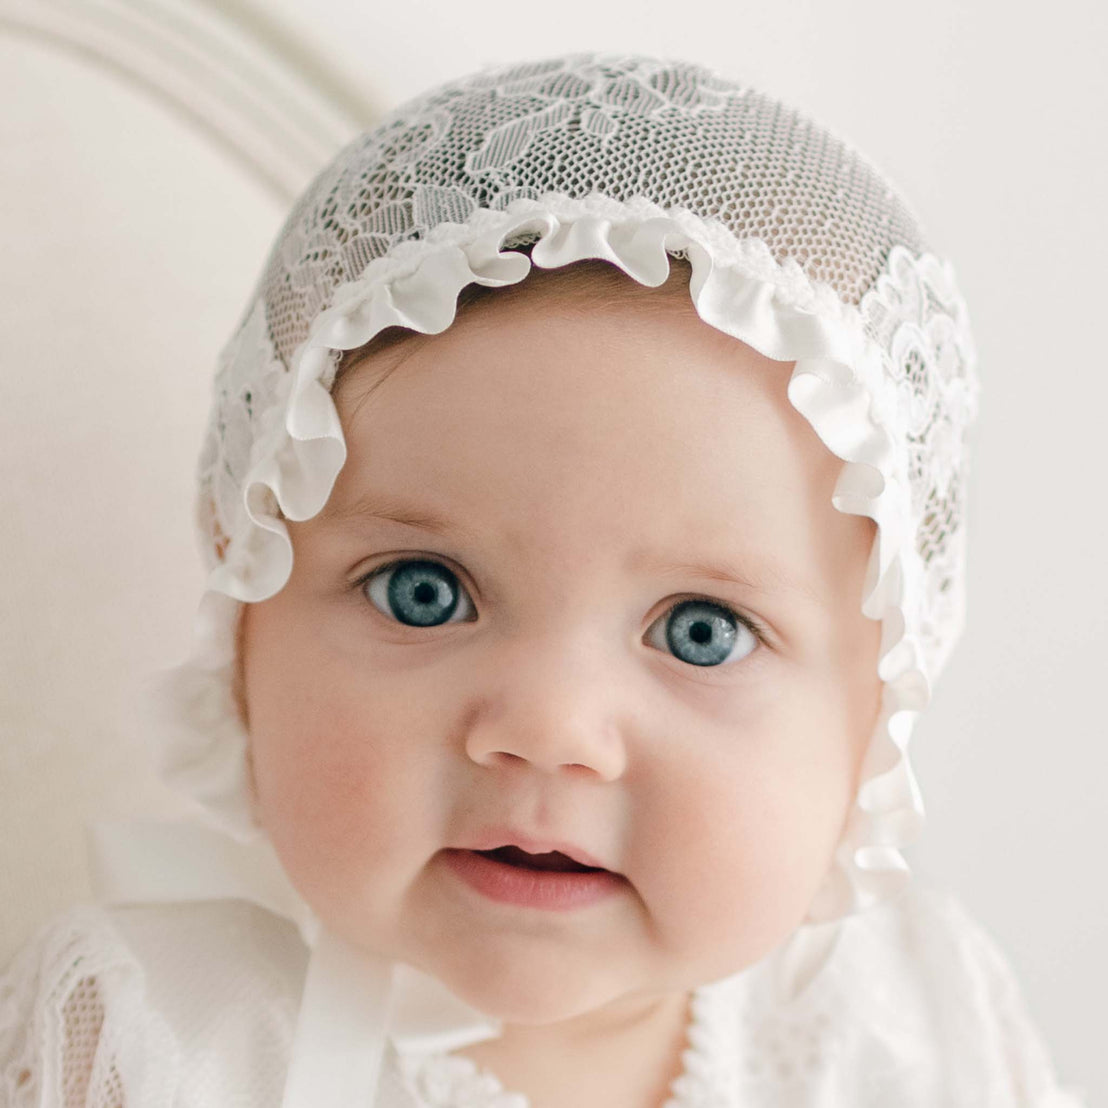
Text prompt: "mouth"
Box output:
[[441, 846, 625, 910], [473, 845, 607, 874]]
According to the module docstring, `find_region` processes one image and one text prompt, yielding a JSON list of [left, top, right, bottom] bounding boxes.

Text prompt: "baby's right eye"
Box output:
[[360, 559, 476, 627]]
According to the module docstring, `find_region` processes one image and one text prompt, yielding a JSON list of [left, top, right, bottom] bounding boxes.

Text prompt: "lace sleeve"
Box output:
[[0, 906, 177, 1108]]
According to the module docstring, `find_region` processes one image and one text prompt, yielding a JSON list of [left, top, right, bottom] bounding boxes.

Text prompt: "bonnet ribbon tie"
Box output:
[[88, 819, 503, 1108]]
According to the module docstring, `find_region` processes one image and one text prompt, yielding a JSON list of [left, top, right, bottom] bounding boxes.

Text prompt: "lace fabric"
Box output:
[[0, 906, 173, 1108], [1, 888, 1087, 1107], [254, 54, 924, 366]]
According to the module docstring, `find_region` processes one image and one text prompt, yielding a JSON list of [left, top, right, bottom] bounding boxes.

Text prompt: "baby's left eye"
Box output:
[[646, 599, 758, 668]]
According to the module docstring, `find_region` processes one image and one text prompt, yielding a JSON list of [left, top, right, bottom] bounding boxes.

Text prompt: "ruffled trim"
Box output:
[[665, 981, 744, 1107], [153, 191, 941, 927], [396, 1050, 528, 1108]]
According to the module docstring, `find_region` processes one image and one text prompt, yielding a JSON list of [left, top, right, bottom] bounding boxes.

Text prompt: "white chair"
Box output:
[[0, 0, 372, 964]]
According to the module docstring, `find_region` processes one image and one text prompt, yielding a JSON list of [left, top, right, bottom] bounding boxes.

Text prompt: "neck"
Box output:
[[455, 990, 693, 1108]]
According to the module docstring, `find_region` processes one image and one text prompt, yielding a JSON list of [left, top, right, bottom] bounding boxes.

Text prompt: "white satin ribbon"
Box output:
[[281, 931, 396, 1108]]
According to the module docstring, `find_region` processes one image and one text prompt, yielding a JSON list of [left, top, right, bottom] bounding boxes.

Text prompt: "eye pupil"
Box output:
[[689, 620, 712, 645], [413, 582, 436, 604]]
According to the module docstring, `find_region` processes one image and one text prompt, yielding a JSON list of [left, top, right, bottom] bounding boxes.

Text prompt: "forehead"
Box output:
[[321, 277, 864, 600]]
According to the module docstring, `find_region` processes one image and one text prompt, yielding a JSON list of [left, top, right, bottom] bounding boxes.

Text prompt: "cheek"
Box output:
[[628, 682, 867, 976], [242, 608, 438, 905]]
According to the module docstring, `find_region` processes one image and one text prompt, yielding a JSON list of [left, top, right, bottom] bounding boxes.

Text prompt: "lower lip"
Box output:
[[441, 849, 626, 910]]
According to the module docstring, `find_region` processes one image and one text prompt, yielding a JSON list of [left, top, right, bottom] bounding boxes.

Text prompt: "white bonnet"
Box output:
[[145, 51, 979, 931]]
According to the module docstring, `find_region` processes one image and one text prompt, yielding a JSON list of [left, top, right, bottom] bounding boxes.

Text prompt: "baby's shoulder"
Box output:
[[841, 879, 1039, 1006], [698, 881, 1084, 1106], [825, 880, 1083, 1105], [844, 878, 1005, 962], [1, 900, 306, 1108], [825, 881, 1039, 1047]]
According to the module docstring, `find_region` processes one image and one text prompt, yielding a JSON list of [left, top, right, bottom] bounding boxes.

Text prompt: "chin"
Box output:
[[429, 946, 621, 1026]]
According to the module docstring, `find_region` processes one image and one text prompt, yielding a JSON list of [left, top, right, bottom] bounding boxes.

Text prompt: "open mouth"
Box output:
[[443, 846, 623, 909], [474, 846, 606, 873]]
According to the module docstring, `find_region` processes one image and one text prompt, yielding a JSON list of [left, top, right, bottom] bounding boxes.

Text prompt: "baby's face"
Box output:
[[240, 275, 882, 1025]]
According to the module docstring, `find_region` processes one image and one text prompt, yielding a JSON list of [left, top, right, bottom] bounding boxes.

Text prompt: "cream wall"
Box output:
[[2, 0, 1104, 1100]]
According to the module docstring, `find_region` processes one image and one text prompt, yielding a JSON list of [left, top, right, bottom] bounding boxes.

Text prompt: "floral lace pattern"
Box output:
[[252, 53, 922, 369], [859, 248, 979, 677], [196, 298, 289, 574]]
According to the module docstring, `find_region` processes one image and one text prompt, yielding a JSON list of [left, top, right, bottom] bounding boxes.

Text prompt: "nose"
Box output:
[[462, 636, 628, 782]]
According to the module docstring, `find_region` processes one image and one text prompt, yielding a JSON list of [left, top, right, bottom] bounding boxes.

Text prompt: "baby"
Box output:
[[242, 256, 882, 1104], [1, 53, 1085, 1108]]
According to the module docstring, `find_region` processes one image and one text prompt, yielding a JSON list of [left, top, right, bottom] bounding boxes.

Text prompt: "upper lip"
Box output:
[[455, 827, 611, 871]]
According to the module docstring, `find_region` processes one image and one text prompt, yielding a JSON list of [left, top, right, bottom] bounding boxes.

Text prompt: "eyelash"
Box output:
[[351, 557, 769, 667]]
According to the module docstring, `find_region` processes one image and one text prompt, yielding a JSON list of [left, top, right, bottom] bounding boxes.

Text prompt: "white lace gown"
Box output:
[[0, 881, 1087, 1107]]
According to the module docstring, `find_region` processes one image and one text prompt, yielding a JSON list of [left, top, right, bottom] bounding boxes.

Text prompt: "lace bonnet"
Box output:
[[91, 52, 978, 1106]]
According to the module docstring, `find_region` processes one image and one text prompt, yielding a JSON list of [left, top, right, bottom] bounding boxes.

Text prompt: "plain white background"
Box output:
[[1, 0, 1104, 1100]]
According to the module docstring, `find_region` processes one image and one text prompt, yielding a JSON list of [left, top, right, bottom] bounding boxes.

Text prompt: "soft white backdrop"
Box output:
[[1, 0, 1104, 1101]]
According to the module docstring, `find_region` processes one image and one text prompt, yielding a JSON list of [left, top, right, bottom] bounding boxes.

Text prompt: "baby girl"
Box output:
[[1, 52, 1085, 1108]]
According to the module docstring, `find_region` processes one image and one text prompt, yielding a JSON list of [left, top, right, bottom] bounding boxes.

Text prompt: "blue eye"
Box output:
[[362, 559, 475, 627], [648, 599, 758, 667], [361, 564, 758, 666]]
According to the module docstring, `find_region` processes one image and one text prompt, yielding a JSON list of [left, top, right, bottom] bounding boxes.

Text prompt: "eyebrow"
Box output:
[[630, 551, 819, 603], [320, 492, 818, 601], [318, 491, 477, 541]]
